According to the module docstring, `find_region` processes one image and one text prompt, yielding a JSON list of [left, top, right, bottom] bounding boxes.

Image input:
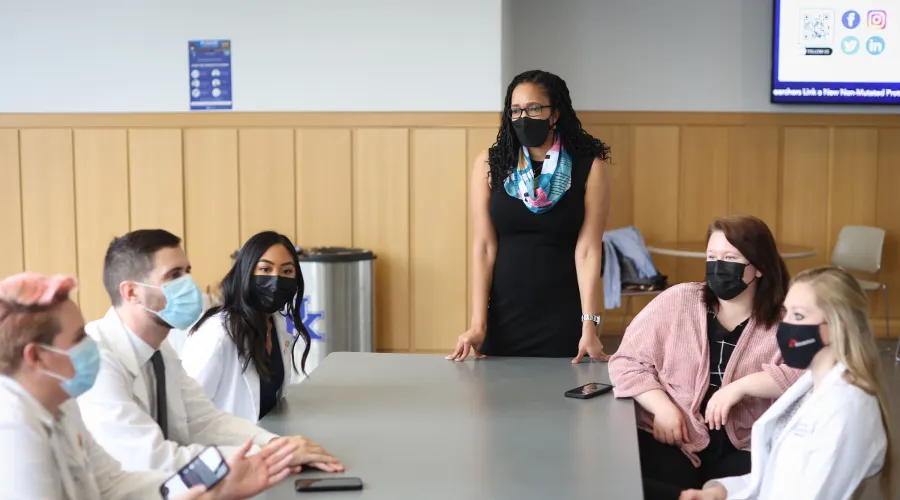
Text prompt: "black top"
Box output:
[[481, 154, 593, 357], [258, 318, 285, 420], [698, 309, 748, 460]]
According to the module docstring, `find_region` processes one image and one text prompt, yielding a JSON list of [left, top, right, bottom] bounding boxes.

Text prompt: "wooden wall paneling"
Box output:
[[678, 126, 730, 282], [876, 129, 900, 336], [9, 110, 900, 130], [828, 128, 879, 256], [0, 130, 24, 278], [183, 129, 240, 293], [295, 128, 353, 248], [352, 129, 410, 351], [410, 129, 468, 352], [779, 128, 830, 277], [630, 126, 680, 320], [128, 129, 185, 236], [829, 128, 882, 321], [464, 128, 498, 332], [586, 125, 634, 231], [728, 126, 780, 232], [19, 129, 79, 302], [238, 128, 296, 242], [73, 130, 130, 320], [4, 112, 899, 346], [585, 124, 633, 321]]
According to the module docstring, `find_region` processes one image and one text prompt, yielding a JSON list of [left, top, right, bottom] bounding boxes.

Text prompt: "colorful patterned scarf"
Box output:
[[503, 135, 572, 214]]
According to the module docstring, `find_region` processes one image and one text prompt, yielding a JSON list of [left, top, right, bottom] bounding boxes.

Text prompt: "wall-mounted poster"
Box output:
[[188, 39, 232, 111]]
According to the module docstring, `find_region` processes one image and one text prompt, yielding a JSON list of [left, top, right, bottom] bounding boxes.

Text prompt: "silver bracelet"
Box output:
[[581, 314, 602, 326]]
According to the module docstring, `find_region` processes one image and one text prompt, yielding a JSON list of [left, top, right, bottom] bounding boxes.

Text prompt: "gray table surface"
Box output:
[[256, 352, 643, 500]]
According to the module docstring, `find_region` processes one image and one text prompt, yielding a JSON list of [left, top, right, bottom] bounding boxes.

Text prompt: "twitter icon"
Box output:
[[841, 36, 860, 55]]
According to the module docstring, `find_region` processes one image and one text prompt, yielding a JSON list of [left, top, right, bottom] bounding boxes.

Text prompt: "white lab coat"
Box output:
[[709, 362, 886, 500], [181, 310, 295, 423], [77, 308, 279, 473], [0, 376, 167, 499]]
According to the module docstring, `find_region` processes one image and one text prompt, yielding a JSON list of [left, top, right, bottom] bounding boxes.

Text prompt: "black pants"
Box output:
[[638, 430, 751, 500]]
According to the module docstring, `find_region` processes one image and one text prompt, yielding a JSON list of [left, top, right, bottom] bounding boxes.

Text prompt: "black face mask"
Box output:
[[512, 116, 552, 147], [250, 276, 297, 314], [776, 322, 825, 369], [706, 260, 752, 301]]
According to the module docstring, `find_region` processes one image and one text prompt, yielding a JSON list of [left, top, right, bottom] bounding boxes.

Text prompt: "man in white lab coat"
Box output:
[[76, 229, 344, 474], [0, 272, 299, 500]]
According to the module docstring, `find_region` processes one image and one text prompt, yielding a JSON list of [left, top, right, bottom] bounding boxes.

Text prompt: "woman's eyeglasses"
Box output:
[[508, 104, 552, 120]]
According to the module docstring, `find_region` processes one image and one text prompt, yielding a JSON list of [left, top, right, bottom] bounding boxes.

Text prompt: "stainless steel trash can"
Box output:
[[289, 247, 376, 381]]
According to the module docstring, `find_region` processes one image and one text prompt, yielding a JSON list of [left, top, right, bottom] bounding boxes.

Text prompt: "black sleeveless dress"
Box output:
[[481, 153, 593, 358]]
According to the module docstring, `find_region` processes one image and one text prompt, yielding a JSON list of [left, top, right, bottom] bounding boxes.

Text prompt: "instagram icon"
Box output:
[[868, 10, 887, 29]]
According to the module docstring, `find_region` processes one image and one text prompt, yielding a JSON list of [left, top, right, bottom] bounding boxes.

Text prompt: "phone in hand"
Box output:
[[295, 477, 364, 493], [159, 446, 229, 499], [565, 382, 614, 399]]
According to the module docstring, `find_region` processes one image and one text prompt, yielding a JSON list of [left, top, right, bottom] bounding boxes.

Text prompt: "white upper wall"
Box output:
[[0, 0, 503, 112], [508, 0, 898, 113], [5, 0, 895, 113], [501, 0, 515, 94]]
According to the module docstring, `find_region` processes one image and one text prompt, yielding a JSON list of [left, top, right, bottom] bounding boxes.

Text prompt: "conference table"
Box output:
[[256, 352, 643, 499]]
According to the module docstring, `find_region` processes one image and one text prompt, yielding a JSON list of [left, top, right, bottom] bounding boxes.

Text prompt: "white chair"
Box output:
[[830, 226, 891, 356]]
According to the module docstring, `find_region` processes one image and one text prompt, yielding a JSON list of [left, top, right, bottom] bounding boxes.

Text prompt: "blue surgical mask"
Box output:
[[136, 275, 204, 329], [40, 337, 101, 398]]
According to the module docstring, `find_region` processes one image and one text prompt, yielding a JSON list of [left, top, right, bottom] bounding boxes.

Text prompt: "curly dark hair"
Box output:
[[488, 70, 610, 188]]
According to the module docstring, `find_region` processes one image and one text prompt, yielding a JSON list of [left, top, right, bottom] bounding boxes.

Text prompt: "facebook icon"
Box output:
[[842, 10, 860, 29], [867, 36, 885, 55]]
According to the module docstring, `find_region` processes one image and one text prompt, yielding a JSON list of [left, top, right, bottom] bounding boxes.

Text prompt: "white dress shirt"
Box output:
[[77, 308, 279, 473], [125, 325, 161, 422], [708, 362, 886, 499], [0, 376, 168, 500]]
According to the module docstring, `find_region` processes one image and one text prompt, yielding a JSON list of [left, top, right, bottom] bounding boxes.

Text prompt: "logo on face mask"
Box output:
[[777, 322, 825, 369], [788, 338, 817, 348]]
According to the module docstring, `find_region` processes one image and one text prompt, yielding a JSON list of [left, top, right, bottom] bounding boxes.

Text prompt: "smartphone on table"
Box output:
[[296, 477, 364, 493], [565, 382, 614, 399], [159, 446, 229, 499]]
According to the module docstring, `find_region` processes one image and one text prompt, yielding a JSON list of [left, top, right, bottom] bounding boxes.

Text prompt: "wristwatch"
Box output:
[[581, 314, 602, 326]]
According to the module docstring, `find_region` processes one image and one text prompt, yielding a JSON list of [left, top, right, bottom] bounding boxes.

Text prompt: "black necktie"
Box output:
[[150, 351, 168, 439]]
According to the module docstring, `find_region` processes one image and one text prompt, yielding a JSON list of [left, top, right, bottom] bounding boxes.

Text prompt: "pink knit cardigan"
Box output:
[[608, 282, 803, 466]]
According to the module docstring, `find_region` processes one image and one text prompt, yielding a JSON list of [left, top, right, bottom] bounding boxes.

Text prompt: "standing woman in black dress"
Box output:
[[447, 70, 611, 362]]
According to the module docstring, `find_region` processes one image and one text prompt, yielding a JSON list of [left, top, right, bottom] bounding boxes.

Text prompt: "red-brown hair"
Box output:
[[703, 215, 790, 327], [0, 273, 77, 375]]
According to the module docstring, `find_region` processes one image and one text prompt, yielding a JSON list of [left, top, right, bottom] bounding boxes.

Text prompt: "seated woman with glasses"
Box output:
[[447, 69, 612, 363], [608, 215, 803, 500], [681, 267, 891, 500]]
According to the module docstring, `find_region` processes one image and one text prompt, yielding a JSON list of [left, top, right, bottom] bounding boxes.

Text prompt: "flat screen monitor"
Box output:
[[771, 0, 899, 104]]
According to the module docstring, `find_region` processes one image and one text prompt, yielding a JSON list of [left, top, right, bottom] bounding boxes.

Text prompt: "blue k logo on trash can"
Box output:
[[284, 296, 323, 341]]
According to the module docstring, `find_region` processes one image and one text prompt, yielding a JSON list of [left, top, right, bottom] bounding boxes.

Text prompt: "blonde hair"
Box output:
[[792, 266, 893, 498]]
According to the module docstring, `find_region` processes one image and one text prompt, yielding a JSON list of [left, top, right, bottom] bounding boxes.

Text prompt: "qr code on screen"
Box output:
[[799, 9, 834, 45]]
